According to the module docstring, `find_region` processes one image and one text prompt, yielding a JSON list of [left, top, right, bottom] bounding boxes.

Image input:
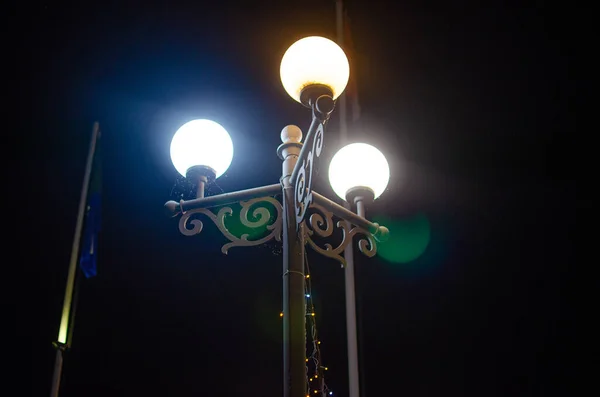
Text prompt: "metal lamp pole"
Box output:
[[279, 125, 306, 397], [335, 2, 362, 396], [164, 37, 390, 397]]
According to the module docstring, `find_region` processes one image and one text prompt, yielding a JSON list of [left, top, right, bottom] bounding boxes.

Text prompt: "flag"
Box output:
[[52, 122, 102, 397], [79, 131, 101, 278]]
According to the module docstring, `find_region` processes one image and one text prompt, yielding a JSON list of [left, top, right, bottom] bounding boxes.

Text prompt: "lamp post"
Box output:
[[329, 142, 390, 397], [164, 36, 390, 397]]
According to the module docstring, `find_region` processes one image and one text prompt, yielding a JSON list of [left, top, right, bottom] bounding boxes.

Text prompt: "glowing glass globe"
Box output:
[[170, 119, 233, 178], [329, 143, 390, 201], [280, 36, 350, 103]]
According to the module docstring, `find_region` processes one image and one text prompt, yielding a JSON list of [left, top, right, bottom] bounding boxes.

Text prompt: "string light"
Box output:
[[280, 247, 337, 396], [303, 250, 336, 397]]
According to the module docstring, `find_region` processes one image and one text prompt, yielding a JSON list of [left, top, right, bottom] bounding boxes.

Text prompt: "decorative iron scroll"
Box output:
[[303, 202, 377, 267], [179, 196, 283, 254], [294, 122, 324, 228]]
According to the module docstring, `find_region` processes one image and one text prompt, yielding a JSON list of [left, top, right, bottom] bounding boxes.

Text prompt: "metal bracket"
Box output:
[[179, 196, 283, 253], [294, 121, 324, 228], [303, 202, 377, 267], [292, 94, 335, 229]]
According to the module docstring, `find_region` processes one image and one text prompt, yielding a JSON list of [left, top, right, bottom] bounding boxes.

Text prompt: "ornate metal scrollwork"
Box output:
[[294, 122, 324, 228], [179, 196, 283, 254], [303, 202, 377, 267]]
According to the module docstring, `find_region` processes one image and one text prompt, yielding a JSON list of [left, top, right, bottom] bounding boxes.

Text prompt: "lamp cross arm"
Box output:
[[164, 183, 282, 217], [304, 190, 390, 267], [311, 191, 389, 242], [165, 183, 284, 255]]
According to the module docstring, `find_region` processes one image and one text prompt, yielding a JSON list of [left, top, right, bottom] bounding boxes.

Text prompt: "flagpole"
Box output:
[[336, 0, 348, 143], [336, 2, 361, 397], [50, 122, 100, 397]]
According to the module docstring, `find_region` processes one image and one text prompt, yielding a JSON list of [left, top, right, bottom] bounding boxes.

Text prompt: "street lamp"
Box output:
[[329, 143, 391, 204], [280, 36, 350, 104], [164, 36, 390, 397], [329, 142, 390, 397], [170, 119, 234, 199]]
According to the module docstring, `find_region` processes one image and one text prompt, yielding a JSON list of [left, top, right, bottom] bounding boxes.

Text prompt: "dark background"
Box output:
[[10, 0, 574, 396]]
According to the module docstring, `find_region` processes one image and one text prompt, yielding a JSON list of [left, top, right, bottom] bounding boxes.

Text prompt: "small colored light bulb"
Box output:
[[280, 312, 284, 317]]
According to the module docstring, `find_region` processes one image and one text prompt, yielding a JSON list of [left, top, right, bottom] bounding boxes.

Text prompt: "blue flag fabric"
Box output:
[[79, 134, 101, 278], [79, 194, 100, 278]]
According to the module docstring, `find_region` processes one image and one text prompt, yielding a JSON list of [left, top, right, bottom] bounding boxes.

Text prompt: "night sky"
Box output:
[[13, 1, 573, 396]]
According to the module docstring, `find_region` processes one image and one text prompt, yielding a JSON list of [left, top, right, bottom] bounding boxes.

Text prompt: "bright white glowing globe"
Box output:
[[170, 119, 233, 178], [329, 143, 390, 200], [280, 36, 350, 103]]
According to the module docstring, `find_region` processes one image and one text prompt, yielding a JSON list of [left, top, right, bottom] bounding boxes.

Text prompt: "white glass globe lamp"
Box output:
[[170, 119, 234, 179], [328, 143, 390, 202], [280, 36, 350, 106]]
